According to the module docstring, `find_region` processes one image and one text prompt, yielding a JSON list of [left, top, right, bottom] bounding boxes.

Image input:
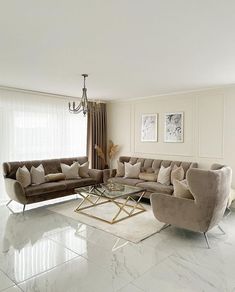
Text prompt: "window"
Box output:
[[0, 92, 87, 202]]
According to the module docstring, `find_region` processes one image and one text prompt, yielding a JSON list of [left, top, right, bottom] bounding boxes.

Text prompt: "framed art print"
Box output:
[[141, 114, 158, 142], [164, 112, 184, 143]]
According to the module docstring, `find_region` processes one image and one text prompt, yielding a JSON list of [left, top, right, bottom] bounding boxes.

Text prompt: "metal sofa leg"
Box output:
[[204, 232, 210, 249], [218, 225, 226, 235], [157, 223, 171, 233], [23, 205, 26, 213], [6, 200, 12, 207]]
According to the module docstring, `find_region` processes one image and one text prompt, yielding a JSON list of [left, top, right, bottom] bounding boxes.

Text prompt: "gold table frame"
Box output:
[[74, 185, 146, 224]]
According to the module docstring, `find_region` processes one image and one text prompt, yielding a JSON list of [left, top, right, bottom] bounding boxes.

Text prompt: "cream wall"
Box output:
[[107, 87, 235, 187]]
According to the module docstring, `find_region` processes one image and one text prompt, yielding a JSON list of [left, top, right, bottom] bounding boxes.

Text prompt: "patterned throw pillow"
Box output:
[[139, 172, 158, 182]]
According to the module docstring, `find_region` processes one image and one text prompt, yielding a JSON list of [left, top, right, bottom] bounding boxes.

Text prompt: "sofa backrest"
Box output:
[[2, 156, 88, 179], [119, 156, 198, 179]]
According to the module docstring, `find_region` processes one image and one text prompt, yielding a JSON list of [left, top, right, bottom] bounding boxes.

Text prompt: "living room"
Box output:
[[1, 1, 235, 292]]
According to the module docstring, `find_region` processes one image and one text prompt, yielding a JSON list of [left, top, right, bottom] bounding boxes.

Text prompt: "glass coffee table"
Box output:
[[74, 183, 146, 224]]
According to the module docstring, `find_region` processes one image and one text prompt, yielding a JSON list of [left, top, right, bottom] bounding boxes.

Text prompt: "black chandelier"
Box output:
[[68, 74, 90, 116]]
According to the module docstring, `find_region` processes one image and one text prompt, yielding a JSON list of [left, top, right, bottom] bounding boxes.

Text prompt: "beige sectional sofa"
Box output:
[[103, 156, 198, 198], [3, 156, 103, 207]]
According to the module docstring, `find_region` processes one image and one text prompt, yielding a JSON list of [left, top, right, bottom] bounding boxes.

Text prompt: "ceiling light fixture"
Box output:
[[68, 74, 90, 116]]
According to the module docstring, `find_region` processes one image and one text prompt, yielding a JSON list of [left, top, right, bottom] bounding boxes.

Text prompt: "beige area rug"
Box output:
[[47, 198, 164, 243]]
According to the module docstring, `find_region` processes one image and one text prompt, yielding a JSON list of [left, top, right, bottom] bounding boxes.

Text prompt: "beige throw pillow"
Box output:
[[157, 165, 171, 185], [116, 161, 125, 177], [124, 162, 141, 179], [173, 179, 194, 199], [31, 164, 45, 185], [61, 162, 79, 179], [171, 165, 184, 184], [16, 165, 31, 188], [78, 162, 90, 178], [139, 172, 158, 182], [45, 173, 66, 182]]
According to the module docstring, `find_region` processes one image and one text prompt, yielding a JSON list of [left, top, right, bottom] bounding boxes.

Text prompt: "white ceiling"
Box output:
[[1, 0, 235, 100]]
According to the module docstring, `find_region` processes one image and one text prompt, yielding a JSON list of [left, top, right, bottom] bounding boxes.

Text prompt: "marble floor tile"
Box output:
[[0, 270, 15, 291], [134, 254, 228, 292], [18, 256, 129, 292], [0, 201, 235, 292], [3, 286, 23, 292], [81, 240, 171, 282], [0, 236, 78, 284], [48, 225, 172, 282], [117, 283, 144, 292]]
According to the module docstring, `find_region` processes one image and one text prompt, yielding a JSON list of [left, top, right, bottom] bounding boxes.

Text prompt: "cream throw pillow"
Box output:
[[173, 179, 194, 199], [31, 164, 45, 185], [16, 165, 31, 188], [116, 161, 125, 177], [124, 162, 141, 179], [157, 165, 171, 185], [61, 162, 79, 179], [171, 165, 184, 184], [78, 162, 90, 178]]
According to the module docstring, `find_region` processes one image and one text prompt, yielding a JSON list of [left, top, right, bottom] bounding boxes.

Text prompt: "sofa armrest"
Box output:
[[150, 193, 203, 232], [103, 169, 117, 183], [4, 178, 27, 204], [88, 169, 103, 183]]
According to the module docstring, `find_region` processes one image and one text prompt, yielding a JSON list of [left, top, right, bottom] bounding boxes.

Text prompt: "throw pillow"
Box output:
[[16, 165, 31, 188], [30, 164, 45, 185], [78, 161, 90, 178], [45, 173, 66, 182], [124, 162, 141, 179], [171, 165, 184, 184], [116, 161, 125, 177], [157, 165, 171, 186], [173, 179, 194, 199], [139, 172, 158, 182], [61, 162, 79, 179]]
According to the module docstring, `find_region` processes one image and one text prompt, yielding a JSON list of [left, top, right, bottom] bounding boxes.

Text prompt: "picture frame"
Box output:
[[164, 112, 184, 143], [141, 114, 158, 142]]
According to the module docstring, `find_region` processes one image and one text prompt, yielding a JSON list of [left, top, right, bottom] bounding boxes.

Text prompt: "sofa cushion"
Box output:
[[16, 165, 31, 188], [116, 161, 125, 177], [157, 165, 171, 186], [25, 182, 67, 196], [63, 178, 96, 189], [124, 162, 141, 179], [139, 172, 158, 182], [108, 177, 145, 186], [136, 182, 174, 195], [173, 179, 194, 199]]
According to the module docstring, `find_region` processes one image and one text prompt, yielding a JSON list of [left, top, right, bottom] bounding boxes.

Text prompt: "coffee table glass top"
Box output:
[[75, 183, 145, 199]]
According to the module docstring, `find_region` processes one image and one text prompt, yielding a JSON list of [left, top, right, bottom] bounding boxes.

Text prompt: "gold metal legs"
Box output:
[[74, 191, 146, 224]]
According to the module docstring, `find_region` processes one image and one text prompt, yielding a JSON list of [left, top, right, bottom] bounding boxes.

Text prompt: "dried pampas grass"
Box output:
[[95, 144, 106, 163], [108, 140, 119, 160]]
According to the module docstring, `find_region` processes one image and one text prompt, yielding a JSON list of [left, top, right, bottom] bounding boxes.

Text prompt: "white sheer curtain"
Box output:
[[0, 89, 87, 202]]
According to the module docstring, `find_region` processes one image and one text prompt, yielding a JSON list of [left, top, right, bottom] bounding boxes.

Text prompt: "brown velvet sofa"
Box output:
[[103, 156, 198, 198], [3, 156, 102, 207]]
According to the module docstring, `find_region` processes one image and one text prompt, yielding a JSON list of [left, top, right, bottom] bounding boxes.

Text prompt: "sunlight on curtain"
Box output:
[[0, 90, 87, 202]]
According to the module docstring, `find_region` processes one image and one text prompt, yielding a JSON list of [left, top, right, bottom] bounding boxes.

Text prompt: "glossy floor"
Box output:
[[0, 197, 235, 292]]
